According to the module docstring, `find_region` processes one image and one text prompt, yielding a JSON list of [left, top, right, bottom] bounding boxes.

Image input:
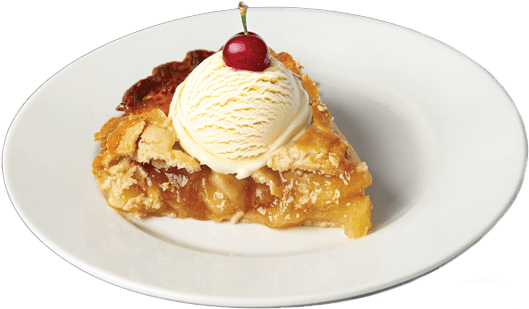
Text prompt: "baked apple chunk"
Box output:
[[92, 49, 373, 238]]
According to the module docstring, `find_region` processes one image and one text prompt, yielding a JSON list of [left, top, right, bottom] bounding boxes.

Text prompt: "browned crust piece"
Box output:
[[116, 49, 216, 115]]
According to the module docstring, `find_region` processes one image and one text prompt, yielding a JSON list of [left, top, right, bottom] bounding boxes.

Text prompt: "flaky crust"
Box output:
[[267, 101, 363, 175]]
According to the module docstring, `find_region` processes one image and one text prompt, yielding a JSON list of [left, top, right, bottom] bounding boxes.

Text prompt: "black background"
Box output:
[[6, 1, 527, 308]]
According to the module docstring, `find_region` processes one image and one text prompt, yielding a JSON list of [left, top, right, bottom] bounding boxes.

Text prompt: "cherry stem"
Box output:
[[238, 1, 248, 35]]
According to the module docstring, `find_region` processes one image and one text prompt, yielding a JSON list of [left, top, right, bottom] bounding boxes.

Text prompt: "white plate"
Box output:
[[3, 8, 526, 307]]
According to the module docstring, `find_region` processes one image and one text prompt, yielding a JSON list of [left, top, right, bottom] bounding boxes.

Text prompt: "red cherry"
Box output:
[[222, 31, 270, 71]]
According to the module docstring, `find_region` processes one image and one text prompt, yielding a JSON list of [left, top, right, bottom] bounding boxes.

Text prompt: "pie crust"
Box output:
[[92, 49, 373, 238]]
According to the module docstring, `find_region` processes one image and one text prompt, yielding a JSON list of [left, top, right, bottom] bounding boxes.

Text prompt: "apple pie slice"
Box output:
[[92, 49, 373, 238]]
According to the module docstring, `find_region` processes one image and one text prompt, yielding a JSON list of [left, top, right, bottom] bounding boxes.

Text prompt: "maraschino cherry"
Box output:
[[223, 2, 270, 71]]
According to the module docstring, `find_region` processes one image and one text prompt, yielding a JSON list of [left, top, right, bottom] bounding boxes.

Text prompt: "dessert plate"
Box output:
[[3, 8, 526, 307]]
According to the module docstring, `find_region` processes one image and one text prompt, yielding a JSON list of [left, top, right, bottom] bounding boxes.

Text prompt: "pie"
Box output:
[[92, 49, 373, 238]]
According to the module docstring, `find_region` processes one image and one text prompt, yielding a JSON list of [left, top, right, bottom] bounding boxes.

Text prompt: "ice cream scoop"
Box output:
[[169, 51, 312, 179]]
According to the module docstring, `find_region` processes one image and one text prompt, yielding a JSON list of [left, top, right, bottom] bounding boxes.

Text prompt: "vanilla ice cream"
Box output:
[[169, 51, 312, 179]]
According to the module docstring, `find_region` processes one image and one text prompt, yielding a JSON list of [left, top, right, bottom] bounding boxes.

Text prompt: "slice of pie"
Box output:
[[92, 49, 373, 238]]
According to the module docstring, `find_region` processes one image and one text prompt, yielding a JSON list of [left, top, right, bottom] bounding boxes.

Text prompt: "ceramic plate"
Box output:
[[3, 8, 526, 307]]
